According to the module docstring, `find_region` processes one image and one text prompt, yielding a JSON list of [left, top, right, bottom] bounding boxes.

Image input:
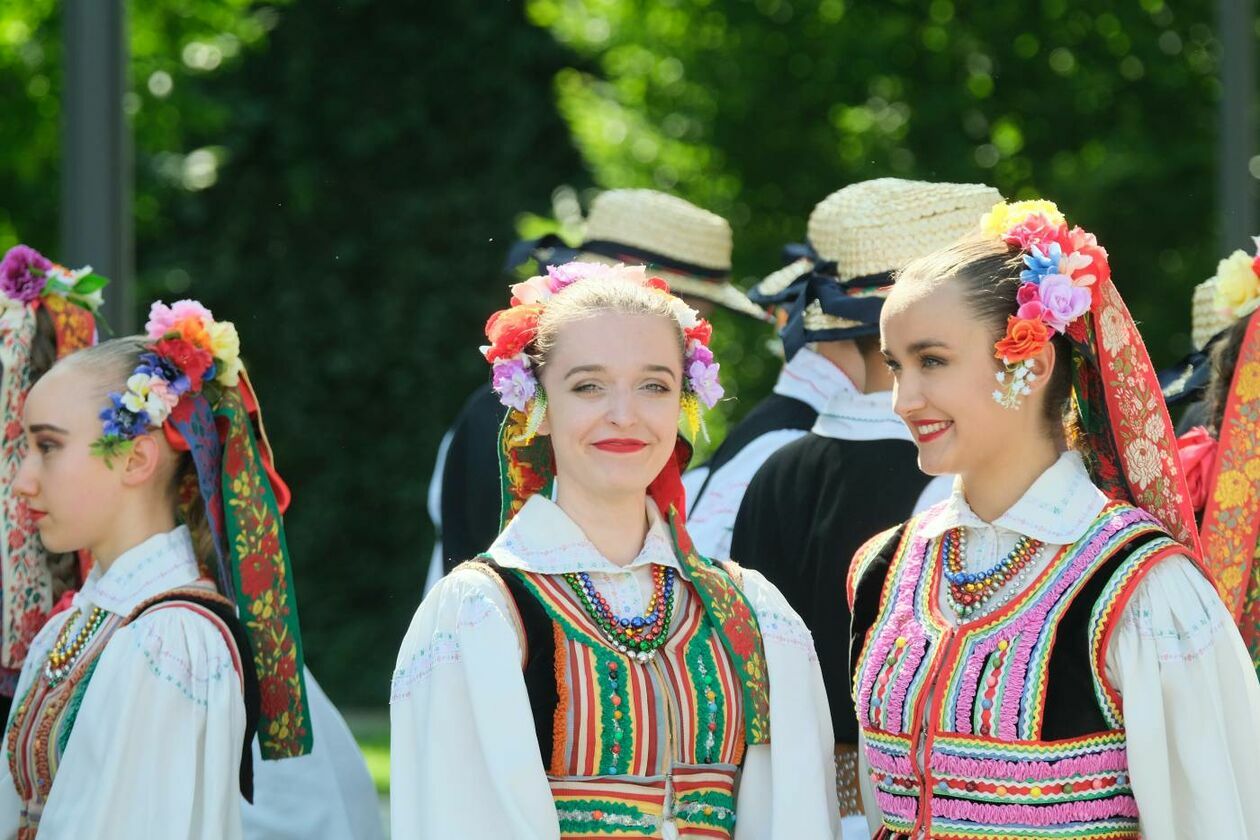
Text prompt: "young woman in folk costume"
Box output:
[[0, 298, 313, 838], [392, 262, 838, 838], [0, 246, 104, 725], [1176, 237, 1260, 675], [849, 201, 1260, 840]]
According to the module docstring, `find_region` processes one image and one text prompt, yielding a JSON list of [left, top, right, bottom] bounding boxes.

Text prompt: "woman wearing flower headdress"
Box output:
[[1175, 237, 1260, 676], [392, 261, 838, 838], [0, 298, 313, 838], [0, 246, 104, 726], [849, 202, 1260, 839]]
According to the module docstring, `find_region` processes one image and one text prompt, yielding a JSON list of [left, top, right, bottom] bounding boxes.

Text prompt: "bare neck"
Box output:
[[961, 438, 1061, 524], [553, 483, 650, 567], [811, 340, 865, 392], [89, 504, 178, 574]]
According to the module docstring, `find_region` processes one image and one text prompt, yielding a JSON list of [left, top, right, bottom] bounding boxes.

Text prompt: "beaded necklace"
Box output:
[[564, 565, 676, 662], [941, 528, 1043, 619], [44, 606, 108, 688]]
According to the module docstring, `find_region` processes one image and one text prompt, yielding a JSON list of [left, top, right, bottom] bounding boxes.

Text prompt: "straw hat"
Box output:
[[809, 178, 1004, 281], [1192, 277, 1239, 351], [759, 179, 1003, 349], [573, 189, 769, 321]]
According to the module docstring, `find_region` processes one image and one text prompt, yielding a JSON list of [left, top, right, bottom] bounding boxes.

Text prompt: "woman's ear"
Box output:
[[120, 432, 165, 488], [1025, 339, 1057, 397]]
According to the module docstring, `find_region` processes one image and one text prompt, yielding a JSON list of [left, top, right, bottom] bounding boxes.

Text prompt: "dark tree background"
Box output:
[[1, 0, 1255, 705]]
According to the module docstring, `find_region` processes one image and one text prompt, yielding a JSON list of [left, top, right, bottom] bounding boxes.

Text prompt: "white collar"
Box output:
[[771, 346, 856, 413], [488, 495, 682, 575], [918, 450, 1109, 544], [76, 526, 203, 617], [811, 389, 912, 442]]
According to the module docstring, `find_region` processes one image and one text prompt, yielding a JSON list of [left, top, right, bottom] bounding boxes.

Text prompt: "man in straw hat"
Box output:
[[424, 189, 769, 593], [727, 178, 1002, 837]]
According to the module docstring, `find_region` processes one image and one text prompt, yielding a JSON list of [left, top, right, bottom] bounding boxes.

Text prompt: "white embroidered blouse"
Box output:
[[0, 526, 247, 839], [391, 495, 840, 839]]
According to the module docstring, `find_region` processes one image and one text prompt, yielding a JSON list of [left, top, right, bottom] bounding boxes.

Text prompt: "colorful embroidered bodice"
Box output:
[[5, 582, 247, 839], [848, 503, 1181, 839], [6, 608, 124, 838], [493, 563, 750, 839]]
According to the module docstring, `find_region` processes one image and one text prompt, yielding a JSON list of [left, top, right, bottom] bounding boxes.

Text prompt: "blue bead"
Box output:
[[620, 619, 631, 628], [980, 698, 993, 709], [708, 702, 717, 711], [631, 617, 645, 629]]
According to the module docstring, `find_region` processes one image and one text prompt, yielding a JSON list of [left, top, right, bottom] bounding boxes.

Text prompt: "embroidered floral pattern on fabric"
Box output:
[[1199, 313, 1260, 619], [1094, 281, 1198, 547], [0, 306, 48, 670]]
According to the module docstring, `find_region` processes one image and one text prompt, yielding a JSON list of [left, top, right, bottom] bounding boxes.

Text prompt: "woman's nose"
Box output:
[[13, 450, 38, 498]]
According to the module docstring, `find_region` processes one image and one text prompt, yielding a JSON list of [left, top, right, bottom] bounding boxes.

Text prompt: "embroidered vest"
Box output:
[[847, 503, 1181, 840], [479, 560, 751, 839], [5, 583, 255, 838]]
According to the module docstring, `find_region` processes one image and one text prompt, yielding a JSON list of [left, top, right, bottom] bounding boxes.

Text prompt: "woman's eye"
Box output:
[[883, 359, 901, 373], [36, 440, 57, 454], [643, 382, 671, 394], [921, 355, 946, 369], [573, 382, 601, 394]]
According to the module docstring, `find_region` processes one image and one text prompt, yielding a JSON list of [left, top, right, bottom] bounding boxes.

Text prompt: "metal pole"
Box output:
[[61, 0, 133, 334], [1220, 0, 1257, 253]]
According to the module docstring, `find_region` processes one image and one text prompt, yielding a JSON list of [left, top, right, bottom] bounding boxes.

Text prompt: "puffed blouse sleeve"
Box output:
[[730, 566, 840, 839], [389, 564, 559, 839], [34, 606, 248, 839], [1105, 554, 1260, 839]]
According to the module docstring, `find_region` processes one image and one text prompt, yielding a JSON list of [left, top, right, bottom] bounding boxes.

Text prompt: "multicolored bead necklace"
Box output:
[[940, 528, 1043, 619], [44, 606, 108, 687], [564, 564, 676, 663]]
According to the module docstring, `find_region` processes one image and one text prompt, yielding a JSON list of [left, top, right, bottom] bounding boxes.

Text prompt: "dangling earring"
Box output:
[[992, 359, 1037, 409], [680, 391, 708, 441], [517, 389, 548, 443]]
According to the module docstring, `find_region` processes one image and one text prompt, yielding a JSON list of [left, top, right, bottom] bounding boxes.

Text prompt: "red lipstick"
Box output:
[[913, 419, 953, 444], [28, 509, 46, 523], [593, 438, 648, 454]]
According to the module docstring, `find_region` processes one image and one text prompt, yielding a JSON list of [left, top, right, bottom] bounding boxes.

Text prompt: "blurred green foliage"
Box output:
[[525, 0, 1241, 372], [0, 0, 1255, 706]]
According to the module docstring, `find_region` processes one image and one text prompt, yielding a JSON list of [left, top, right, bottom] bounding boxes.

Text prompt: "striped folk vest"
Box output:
[[6, 583, 250, 838], [486, 561, 749, 839], [847, 503, 1182, 840]]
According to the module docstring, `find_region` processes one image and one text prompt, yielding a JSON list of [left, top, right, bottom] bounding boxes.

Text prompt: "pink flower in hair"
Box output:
[[146, 299, 213, 339], [1003, 214, 1069, 253], [1036, 274, 1092, 332]]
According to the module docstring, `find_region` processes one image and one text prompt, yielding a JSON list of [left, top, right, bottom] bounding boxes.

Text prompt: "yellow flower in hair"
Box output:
[[1213, 250, 1260, 319], [209, 319, 244, 386], [979, 200, 1066, 238]]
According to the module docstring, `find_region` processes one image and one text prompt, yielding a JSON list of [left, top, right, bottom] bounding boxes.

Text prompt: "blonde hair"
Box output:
[[532, 277, 688, 370], [55, 338, 219, 572]]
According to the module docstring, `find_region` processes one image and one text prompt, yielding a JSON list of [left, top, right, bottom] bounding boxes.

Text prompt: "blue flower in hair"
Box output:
[[1020, 242, 1063, 285]]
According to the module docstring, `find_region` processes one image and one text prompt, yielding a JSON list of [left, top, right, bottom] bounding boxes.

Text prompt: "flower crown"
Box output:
[[1211, 236, 1260, 321], [979, 200, 1110, 408], [0, 244, 107, 312], [92, 299, 244, 464], [482, 261, 723, 441]]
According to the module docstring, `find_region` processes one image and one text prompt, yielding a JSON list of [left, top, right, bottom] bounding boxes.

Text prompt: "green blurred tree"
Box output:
[[525, 0, 1239, 373], [1, 1, 588, 706]]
